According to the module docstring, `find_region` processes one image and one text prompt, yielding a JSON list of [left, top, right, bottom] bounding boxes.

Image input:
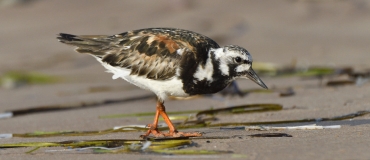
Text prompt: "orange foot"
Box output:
[[140, 124, 202, 138], [140, 100, 203, 139]]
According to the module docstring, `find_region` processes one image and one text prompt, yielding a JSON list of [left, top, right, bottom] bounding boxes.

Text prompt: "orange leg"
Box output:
[[140, 100, 202, 138]]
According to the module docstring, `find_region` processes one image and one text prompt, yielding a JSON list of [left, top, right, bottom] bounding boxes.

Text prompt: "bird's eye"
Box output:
[[234, 57, 242, 63]]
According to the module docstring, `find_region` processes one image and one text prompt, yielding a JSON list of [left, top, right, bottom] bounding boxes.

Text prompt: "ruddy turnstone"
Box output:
[[57, 28, 268, 138]]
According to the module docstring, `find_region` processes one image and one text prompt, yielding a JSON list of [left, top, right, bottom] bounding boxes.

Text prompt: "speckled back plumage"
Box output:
[[58, 28, 219, 80]]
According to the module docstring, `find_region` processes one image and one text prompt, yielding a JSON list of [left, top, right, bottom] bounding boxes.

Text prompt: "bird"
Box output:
[[57, 28, 268, 138]]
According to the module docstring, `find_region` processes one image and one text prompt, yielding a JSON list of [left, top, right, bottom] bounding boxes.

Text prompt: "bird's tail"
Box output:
[[57, 33, 112, 56]]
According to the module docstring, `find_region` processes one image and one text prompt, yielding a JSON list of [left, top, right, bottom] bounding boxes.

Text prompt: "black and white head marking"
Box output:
[[212, 45, 252, 78], [213, 45, 267, 89]]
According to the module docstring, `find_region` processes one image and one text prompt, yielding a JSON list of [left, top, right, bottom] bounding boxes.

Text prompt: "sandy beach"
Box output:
[[1, 0, 370, 159]]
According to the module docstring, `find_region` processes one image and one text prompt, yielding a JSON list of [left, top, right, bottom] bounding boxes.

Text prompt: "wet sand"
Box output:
[[1, 0, 370, 159]]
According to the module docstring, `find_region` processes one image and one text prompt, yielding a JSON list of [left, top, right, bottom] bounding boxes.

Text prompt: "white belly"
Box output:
[[95, 57, 188, 101]]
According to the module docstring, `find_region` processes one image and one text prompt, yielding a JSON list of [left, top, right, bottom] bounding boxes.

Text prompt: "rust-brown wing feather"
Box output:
[[57, 28, 219, 80]]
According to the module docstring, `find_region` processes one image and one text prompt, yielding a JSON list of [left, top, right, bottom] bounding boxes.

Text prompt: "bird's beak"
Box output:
[[244, 68, 268, 89]]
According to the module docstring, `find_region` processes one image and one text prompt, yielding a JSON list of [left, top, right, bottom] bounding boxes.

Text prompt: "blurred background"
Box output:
[[1, 0, 370, 105], [1, 0, 370, 72], [1, 1, 370, 157]]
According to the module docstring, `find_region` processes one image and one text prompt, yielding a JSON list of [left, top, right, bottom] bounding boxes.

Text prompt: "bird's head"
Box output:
[[212, 45, 268, 89]]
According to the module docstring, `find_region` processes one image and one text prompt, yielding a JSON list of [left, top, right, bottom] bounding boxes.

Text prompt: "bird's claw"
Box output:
[[140, 125, 202, 139]]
